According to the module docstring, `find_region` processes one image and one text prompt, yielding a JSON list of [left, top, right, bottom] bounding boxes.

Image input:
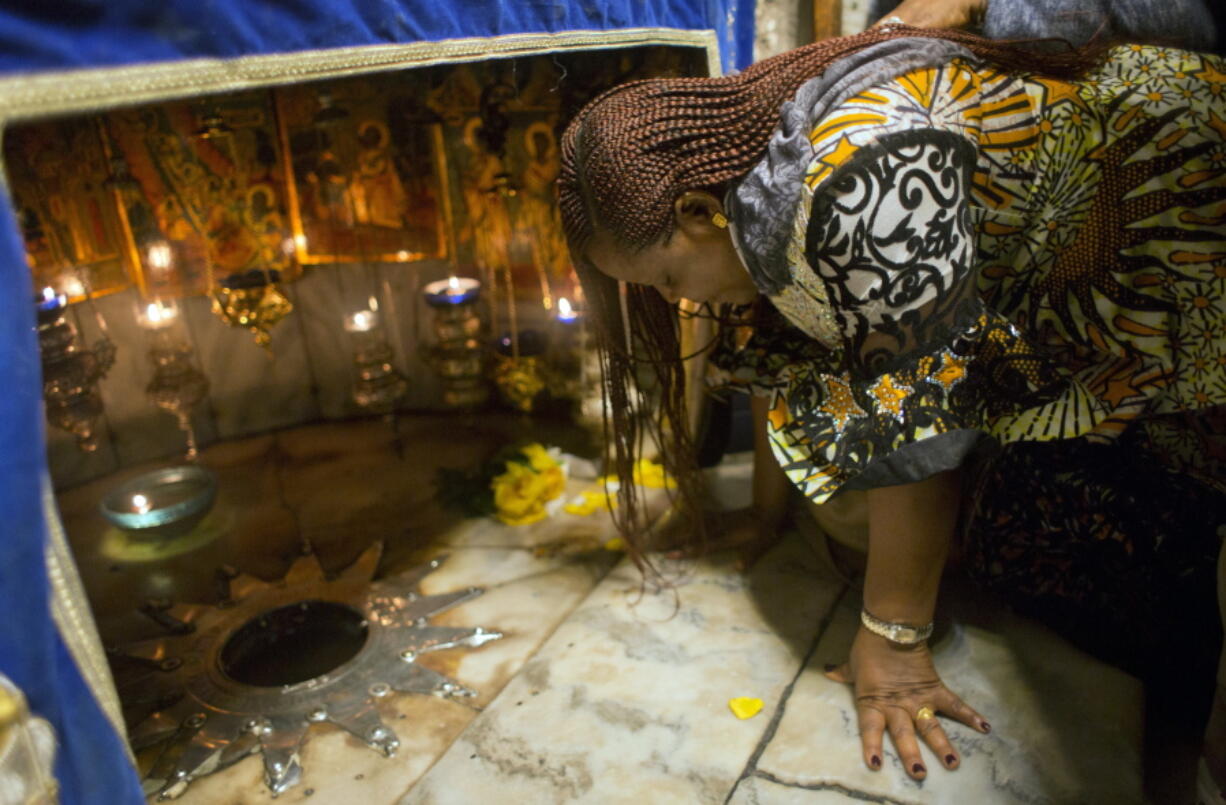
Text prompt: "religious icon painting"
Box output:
[[99, 90, 301, 300], [3, 117, 135, 301], [276, 74, 450, 265]]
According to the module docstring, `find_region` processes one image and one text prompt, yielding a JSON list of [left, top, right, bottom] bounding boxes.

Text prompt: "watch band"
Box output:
[[860, 607, 934, 645]]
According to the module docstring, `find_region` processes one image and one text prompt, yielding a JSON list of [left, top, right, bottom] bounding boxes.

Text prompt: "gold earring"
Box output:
[[711, 212, 728, 229]]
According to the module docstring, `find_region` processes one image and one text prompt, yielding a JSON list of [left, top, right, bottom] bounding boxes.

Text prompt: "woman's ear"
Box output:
[[673, 191, 726, 237]]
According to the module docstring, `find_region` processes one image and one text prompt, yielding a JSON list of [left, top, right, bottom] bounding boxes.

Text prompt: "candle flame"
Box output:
[[447, 275, 460, 290], [558, 297, 573, 317], [345, 310, 377, 332], [143, 301, 177, 327], [42, 286, 55, 302], [132, 494, 151, 515], [146, 242, 173, 271]]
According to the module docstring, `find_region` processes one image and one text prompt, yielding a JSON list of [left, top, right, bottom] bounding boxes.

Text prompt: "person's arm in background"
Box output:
[[868, 0, 1221, 52]]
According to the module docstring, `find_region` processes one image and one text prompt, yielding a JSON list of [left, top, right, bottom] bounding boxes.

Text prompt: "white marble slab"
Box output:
[[403, 532, 847, 804], [737, 595, 1146, 804]]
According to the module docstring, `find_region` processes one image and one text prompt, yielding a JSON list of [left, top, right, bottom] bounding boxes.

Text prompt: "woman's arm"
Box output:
[[874, 0, 1218, 51], [826, 471, 990, 780], [863, 470, 959, 626], [719, 394, 791, 570], [751, 394, 791, 526]]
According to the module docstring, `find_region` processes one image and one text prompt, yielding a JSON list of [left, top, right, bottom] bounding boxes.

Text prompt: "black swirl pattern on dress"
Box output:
[[806, 129, 980, 376]]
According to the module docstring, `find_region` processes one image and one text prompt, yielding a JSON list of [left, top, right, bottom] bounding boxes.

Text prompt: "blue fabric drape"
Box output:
[[0, 0, 754, 76], [0, 1, 751, 802], [0, 194, 147, 804]]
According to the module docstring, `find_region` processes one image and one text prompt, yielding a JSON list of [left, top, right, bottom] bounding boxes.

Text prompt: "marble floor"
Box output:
[[55, 417, 1151, 804]]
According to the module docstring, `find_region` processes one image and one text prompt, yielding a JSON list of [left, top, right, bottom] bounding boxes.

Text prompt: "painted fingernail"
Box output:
[[912, 763, 926, 775], [870, 755, 881, 768], [945, 754, 957, 766], [980, 721, 991, 733]]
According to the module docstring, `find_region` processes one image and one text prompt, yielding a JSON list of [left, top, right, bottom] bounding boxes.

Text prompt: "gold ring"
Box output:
[[915, 707, 936, 721]]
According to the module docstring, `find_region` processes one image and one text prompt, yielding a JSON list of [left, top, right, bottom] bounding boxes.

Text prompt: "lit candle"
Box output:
[[423, 275, 481, 307], [146, 242, 173, 273], [556, 297, 579, 323], [343, 309, 379, 333], [62, 277, 85, 299], [37, 286, 66, 312], [139, 300, 179, 330], [131, 494, 151, 515]]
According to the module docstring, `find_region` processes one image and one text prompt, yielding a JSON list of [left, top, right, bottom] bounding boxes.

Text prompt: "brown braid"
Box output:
[[558, 27, 1105, 570]]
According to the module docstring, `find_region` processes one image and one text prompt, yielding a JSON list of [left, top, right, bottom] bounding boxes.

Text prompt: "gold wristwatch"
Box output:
[[860, 607, 933, 645]]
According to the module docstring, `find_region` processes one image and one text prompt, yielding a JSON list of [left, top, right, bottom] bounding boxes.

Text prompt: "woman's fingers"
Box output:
[[883, 705, 928, 779], [914, 709, 960, 769], [871, 0, 985, 29], [936, 687, 991, 734], [856, 704, 887, 771]]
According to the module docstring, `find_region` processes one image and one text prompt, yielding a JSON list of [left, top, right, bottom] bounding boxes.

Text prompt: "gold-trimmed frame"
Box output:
[[0, 26, 722, 753], [0, 29, 719, 126]]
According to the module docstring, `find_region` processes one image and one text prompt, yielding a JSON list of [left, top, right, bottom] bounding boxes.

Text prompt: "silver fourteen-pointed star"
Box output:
[[111, 544, 501, 799]]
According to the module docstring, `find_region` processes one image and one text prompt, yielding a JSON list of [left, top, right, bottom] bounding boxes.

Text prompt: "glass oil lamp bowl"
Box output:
[[100, 465, 218, 540]]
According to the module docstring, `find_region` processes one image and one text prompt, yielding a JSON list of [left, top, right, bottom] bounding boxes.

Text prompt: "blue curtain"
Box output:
[[0, 0, 753, 75], [0, 1, 752, 802]]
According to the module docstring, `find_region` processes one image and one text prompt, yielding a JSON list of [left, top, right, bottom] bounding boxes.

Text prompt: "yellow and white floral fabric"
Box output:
[[731, 45, 1226, 502]]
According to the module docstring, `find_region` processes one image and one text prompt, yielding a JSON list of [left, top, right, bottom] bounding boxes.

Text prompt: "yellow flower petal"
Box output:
[[603, 537, 626, 551], [521, 443, 560, 473], [728, 697, 764, 720], [632, 459, 677, 489]]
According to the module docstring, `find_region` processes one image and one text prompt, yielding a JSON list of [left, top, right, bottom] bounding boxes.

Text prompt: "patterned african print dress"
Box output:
[[713, 42, 1226, 660]]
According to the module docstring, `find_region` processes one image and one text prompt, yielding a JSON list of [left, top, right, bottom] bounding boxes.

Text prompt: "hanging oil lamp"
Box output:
[[343, 306, 408, 415], [35, 287, 116, 452], [139, 299, 209, 460], [422, 275, 488, 409], [210, 268, 293, 348]]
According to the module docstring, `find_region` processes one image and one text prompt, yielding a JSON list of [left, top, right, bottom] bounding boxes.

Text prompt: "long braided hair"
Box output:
[[559, 26, 1102, 569]]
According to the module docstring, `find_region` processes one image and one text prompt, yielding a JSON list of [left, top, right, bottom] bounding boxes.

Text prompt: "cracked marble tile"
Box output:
[[401, 531, 846, 804], [731, 773, 923, 804], [740, 596, 1145, 804]]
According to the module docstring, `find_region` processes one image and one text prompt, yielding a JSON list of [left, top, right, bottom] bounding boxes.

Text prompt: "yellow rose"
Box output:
[[520, 443, 558, 473], [539, 465, 565, 501], [491, 462, 549, 525]]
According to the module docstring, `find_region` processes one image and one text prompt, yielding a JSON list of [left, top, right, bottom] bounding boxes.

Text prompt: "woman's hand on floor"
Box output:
[[873, 0, 986, 29], [825, 626, 990, 779]]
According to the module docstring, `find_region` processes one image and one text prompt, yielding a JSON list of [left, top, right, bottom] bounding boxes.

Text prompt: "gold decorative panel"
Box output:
[[276, 75, 449, 265], [101, 91, 300, 298], [4, 118, 133, 300]]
